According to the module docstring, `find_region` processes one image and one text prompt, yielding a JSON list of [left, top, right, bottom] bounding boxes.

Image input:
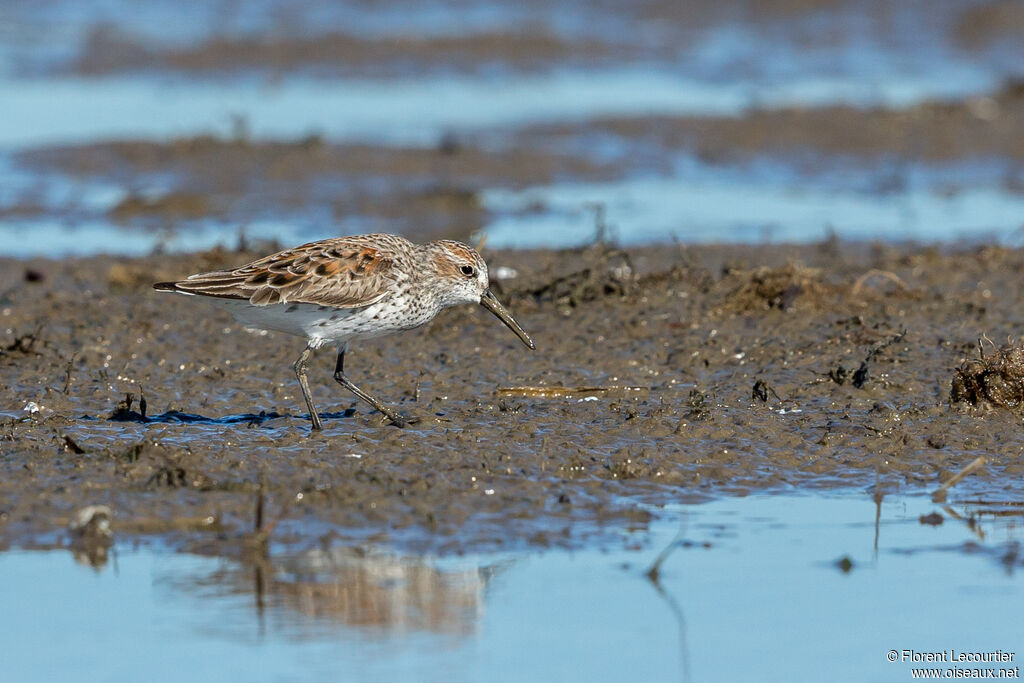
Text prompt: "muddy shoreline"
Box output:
[[517, 78, 1024, 165], [10, 77, 1024, 252], [2, 240, 1022, 556]]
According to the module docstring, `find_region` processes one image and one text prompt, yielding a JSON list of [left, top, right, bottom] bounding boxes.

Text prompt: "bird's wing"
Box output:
[[156, 236, 401, 308]]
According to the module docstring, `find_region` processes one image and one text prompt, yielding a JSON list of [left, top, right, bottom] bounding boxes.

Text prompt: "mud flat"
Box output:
[[514, 78, 1024, 165], [2, 240, 1023, 556]]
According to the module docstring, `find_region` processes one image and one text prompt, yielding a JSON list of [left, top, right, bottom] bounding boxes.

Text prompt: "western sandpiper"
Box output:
[[154, 233, 534, 430]]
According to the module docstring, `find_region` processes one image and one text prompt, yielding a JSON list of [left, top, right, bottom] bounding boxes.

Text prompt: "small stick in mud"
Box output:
[[645, 524, 692, 683], [852, 362, 869, 389], [2, 325, 45, 356], [254, 486, 264, 534], [646, 516, 688, 583], [250, 485, 297, 546], [932, 456, 988, 503], [498, 385, 648, 398], [851, 329, 906, 389], [62, 351, 78, 394], [851, 269, 908, 297], [60, 433, 86, 454], [751, 379, 782, 403], [584, 202, 609, 244]]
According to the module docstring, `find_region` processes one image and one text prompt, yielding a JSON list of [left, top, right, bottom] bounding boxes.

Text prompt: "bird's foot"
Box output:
[[379, 409, 421, 428]]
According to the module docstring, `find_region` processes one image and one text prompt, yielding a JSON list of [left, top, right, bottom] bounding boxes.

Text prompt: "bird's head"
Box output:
[[428, 240, 535, 350]]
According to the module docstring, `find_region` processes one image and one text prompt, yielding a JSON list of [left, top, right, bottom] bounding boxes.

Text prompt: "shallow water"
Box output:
[[5, 152, 1024, 256], [2, 66, 1002, 151], [2, 0, 1021, 150], [0, 217, 311, 258], [482, 171, 1024, 248], [3, 493, 1020, 682]]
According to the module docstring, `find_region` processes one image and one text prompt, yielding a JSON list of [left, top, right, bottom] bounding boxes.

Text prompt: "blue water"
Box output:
[[481, 173, 1024, 248], [1, 0, 1020, 149], [3, 0, 1019, 85], [1, 494, 1019, 682], [3, 150, 1022, 256], [0, 217, 312, 258], [0, 66, 1002, 151]]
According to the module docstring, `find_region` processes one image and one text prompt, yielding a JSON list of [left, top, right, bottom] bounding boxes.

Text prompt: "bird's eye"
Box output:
[[460, 265, 476, 277]]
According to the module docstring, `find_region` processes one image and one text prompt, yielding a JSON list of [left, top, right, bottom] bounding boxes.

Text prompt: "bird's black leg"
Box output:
[[333, 349, 408, 427], [293, 345, 323, 431]]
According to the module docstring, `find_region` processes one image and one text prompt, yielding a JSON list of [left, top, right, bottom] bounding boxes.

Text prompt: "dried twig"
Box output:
[[62, 352, 79, 394], [498, 385, 648, 398], [932, 456, 988, 503], [851, 269, 908, 297]]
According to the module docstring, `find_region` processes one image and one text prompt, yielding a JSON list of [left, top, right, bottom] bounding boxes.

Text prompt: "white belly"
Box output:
[[212, 298, 438, 348]]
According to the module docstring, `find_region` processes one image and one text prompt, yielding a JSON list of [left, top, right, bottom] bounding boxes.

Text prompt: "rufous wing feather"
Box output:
[[154, 236, 401, 308]]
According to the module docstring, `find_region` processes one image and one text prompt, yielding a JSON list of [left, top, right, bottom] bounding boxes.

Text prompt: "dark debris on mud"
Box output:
[[952, 343, 1024, 408], [501, 247, 635, 307], [718, 262, 831, 313]]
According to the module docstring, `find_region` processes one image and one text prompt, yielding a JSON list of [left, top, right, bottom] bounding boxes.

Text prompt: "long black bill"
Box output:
[[480, 289, 536, 350]]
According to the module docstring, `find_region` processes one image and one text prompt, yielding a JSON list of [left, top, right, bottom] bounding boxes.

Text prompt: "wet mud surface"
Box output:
[[517, 78, 1024, 166], [3, 0, 1024, 561], [36, 0, 1023, 82], [72, 28, 640, 78], [3, 241, 1024, 556], [12, 137, 617, 240], [10, 77, 1024, 248]]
